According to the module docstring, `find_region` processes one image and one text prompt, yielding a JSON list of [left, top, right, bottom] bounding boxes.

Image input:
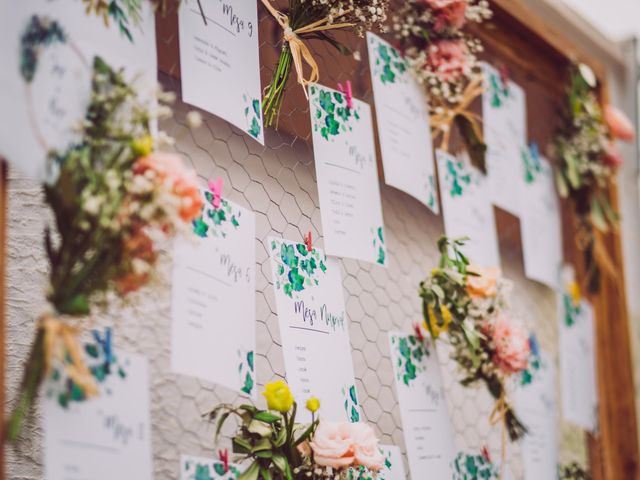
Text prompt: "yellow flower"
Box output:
[[568, 281, 581, 306], [262, 380, 294, 413], [131, 135, 154, 157], [306, 397, 320, 413], [424, 304, 452, 339]]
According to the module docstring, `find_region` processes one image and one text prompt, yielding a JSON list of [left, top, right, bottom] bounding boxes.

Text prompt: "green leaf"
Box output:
[[238, 462, 259, 480], [590, 195, 609, 232], [254, 411, 281, 423]]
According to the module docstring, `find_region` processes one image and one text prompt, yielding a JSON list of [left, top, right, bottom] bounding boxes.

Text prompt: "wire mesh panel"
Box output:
[[5, 3, 589, 479]]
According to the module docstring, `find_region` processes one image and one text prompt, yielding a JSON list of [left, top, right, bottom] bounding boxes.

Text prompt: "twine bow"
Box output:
[[430, 75, 485, 152], [489, 394, 508, 480], [40, 314, 98, 398], [260, 0, 354, 97]]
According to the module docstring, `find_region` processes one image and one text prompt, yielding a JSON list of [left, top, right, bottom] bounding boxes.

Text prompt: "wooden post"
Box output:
[[0, 160, 7, 480]]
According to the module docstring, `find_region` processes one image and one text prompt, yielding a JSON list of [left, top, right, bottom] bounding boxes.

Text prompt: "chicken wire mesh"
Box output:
[[4, 3, 590, 479]]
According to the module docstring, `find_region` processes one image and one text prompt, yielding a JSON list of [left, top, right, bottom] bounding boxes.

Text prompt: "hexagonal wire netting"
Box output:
[[5, 3, 589, 479]]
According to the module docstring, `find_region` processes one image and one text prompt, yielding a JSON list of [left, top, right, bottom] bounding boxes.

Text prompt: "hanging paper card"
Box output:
[[172, 192, 256, 397], [436, 149, 500, 266], [0, 0, 157, 181], [309, 83, 387, 266], [482, 62, 528, 216], [366, 32, 439, 213], [451, 451, 499, 480], [268, 237, 360, 423], [389, 332, 456, 478], [178, 0, 263, 144], [43, 345, 153, 480], [559, 294, 598, 431], [520, 149, 563, 289], [514, 349, 559, 480], [180, 454, 244, 479]]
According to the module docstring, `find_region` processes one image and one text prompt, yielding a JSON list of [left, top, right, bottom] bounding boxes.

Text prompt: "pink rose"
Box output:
[[309, 422, 355, 469], [604, 106, 635, 142], [603, 141, 624, 168], [423, 0, 460, 8], [349, 423, 385, 471], [466, 264, 501, 299], [434, 1, 468, 31], [490, 314, 530, 375], [427, 39, 469, 82]]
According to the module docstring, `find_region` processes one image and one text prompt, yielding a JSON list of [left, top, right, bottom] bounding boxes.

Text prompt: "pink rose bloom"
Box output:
[[434, 1, 468, 31], [427, 39, 469, 82], [603, 141, 624, 168], [349, 423, 385, 471], [423, 0, 461, 8], [467, 264, 501, 299], [309, 422, 355, 469], [490, 314, 530, 375], [604, 106, 635, 142], [297, 440, 311, 457]]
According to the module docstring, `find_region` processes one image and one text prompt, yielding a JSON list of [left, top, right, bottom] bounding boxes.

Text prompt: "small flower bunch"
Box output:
[[418, 236, 528, 441], [8, 56, 202, 441], [392, 0, 492, 106], [553, 64, 635, 292], [261, 0, 389, 128], [207, 380, 385, 479], [559, 462, 592, 480], [392, 0, 492, 168]]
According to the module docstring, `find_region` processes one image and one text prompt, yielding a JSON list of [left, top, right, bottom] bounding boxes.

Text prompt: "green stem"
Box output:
[[263, 46, 293, 129]]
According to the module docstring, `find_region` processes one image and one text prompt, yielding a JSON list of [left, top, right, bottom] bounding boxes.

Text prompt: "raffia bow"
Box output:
[[40, 314, 98, 397], [489, 394, 508, 480], [430, 75, 485, 152], [260, 0, 354, 97]]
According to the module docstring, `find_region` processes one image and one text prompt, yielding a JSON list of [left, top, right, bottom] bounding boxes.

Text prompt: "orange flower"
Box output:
[[604, 106, 635, 142], [466, 264, 500, 298]]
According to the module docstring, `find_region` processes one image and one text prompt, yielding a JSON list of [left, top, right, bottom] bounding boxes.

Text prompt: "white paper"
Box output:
[[388, 332, 456, 479], [520, 150, 563, 289], [514, 351, 559, 480], [309, 83, 387, 267], [181, 454, 244, 479], [436, 149, 500, 266], [268, 237, 360, 423], [172, 193, 256, 397], [559, 294, 598, 431], [179, 0, 264, 144], [366, 32, 439, 213], [0, 0, 157, 181], [376, 445, 407, 480], [44, 347, 153, 480], [482, 62, 527, 216]]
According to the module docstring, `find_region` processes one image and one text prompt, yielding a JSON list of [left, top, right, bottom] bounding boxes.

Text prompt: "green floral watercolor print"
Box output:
[[488, 70, 510, 108], [346, 455, 391, 480], [243, 93, 261, 140], [563, 293, 582, 328], [103, 0, 144, 43], [271, 239, 327, 298], [521, 335, 542, 387], [193, 196, 241, 239], [369, 35, 407, 85], [522, 143, 542, 184], [20, 15, 67, 83], [237, 349, 255, 396], [427, 174, 437, 210], [342, 384, 360, 423], [452, 451, 499, 480], [445, 158, 472, 197], [45, 329, 127, 409], [310, 85, 360, 141], [183, 458, 241, 480], [372, 226, 386, 266], [391, 334, 429, 387]]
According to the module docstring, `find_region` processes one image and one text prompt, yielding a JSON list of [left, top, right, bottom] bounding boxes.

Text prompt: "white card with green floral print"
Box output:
[[436, 149, 500, 267], [180, 454, 245, 479], [44, 347, 153, 480], [268, 237, 361, 424], [367, 32, 439, 214], [520, 149, 563, 289], [514, 348, 559, 480], [482, 62, 528, 216], [309, 83, 387, 267], [178, 0, 264, 144], [388, 332, 456, 479], [171, 191, 256, 398], [0, 0, 156, 181]]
